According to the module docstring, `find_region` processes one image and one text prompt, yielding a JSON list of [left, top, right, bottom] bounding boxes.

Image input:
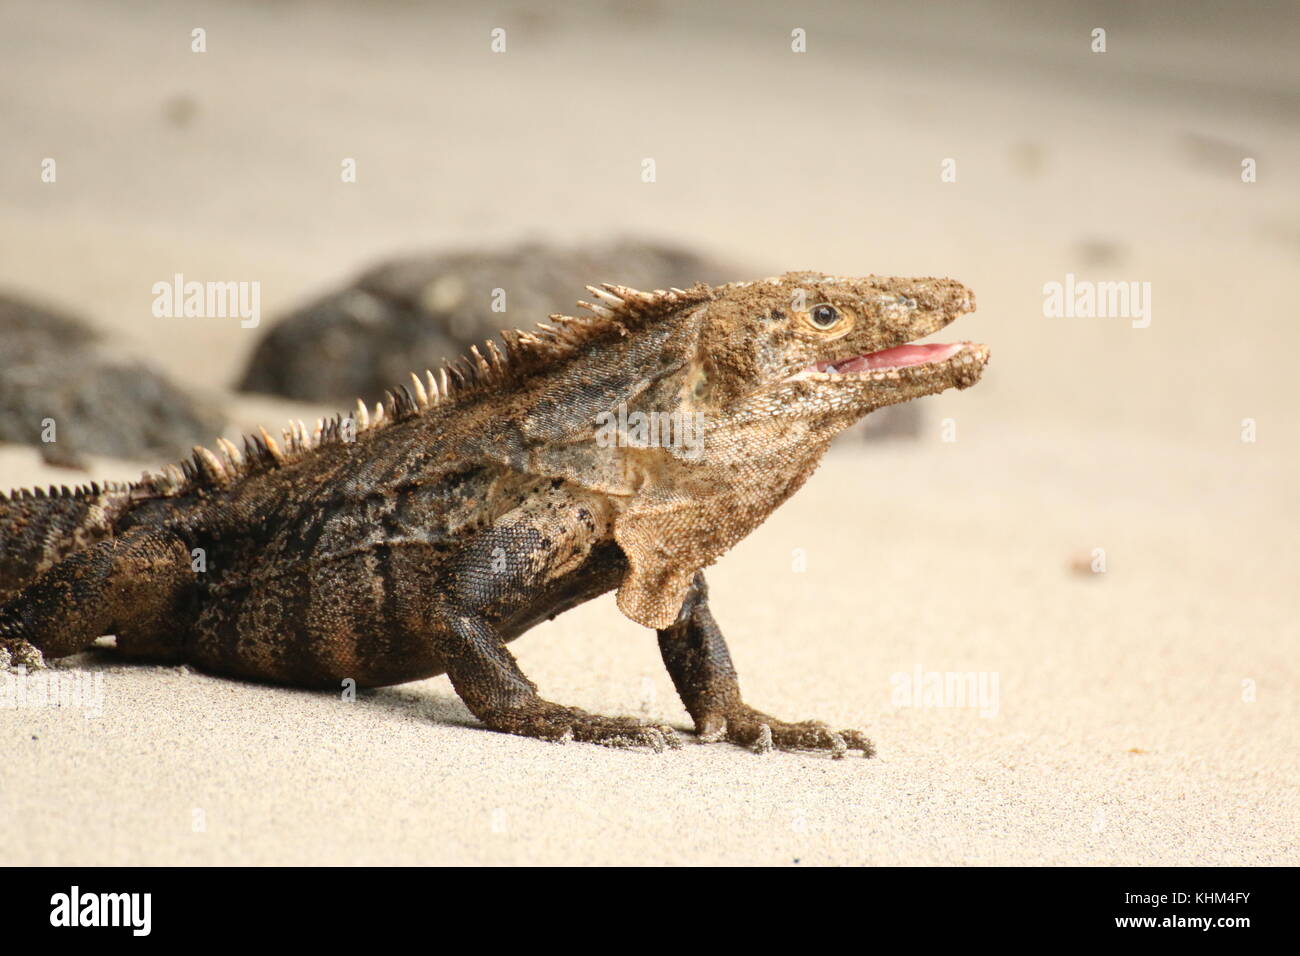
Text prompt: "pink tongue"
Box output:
[[827, 342, 961, 373], [864, 343, 960, 369]]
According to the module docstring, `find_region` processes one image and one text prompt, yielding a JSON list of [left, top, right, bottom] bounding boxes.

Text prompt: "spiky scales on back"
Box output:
[[0, 286, 702, 583], [124, 283, 716, 501], [235, 239, 743, 404]]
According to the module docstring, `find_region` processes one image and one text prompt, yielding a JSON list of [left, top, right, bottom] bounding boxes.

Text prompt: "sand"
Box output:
[[1, 0, 1297, 865]]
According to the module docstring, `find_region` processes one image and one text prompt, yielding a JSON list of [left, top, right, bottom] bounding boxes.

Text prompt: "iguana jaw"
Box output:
[[785, 340, 990, 388]]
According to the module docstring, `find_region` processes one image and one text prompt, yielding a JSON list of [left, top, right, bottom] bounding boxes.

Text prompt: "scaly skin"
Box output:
[[0, 272, 989, 757]]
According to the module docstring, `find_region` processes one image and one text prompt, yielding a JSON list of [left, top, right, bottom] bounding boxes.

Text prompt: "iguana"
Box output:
[[0, 272, 988, 757]]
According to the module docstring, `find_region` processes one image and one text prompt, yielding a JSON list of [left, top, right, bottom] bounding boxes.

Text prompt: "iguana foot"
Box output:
[[1, 606, 45, 672], [696, 706, 875, 759], [484, 701, 684, 752], [0, 636, 46, 674]]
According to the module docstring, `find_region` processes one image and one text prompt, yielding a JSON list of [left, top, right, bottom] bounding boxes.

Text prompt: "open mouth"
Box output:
[[788, 341, 990, 382]]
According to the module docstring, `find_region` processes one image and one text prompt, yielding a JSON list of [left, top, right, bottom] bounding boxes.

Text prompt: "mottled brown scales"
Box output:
[[0, 272, 989, 756]]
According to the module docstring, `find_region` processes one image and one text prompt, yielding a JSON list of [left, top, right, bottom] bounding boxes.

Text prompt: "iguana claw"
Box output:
[[695, 705, 874, 758], [485, 700, 682, 752], [0, 639, 46, 674]]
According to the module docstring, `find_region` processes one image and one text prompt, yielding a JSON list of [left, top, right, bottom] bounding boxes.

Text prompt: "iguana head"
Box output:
[[590, 271, 989, 628], [690, 271, 989, 433], [508, 271, 989, 628]]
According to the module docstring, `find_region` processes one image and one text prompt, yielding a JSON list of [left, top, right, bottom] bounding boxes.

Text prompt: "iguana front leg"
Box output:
[[443, 614, 679, 750], [439, 489, 682, 752], [657, 573, 875, 758]]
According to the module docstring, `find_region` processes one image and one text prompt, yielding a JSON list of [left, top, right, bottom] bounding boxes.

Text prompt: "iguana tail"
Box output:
[[0, 482, 135, 602]]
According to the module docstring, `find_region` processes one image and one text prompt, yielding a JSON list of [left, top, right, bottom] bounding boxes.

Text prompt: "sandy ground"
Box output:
[[1, 0, 1297, 865]]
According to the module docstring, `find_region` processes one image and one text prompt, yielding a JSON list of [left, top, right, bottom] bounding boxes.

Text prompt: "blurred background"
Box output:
[[2, 0, 1297, 439], [1, 1, 1296, 864]]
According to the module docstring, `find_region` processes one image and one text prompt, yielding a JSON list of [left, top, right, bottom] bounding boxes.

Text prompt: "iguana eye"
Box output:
[[809, 304, 839, 329]]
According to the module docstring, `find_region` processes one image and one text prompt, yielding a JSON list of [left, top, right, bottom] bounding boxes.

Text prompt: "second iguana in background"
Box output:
[[0, 273, 989, 757]]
